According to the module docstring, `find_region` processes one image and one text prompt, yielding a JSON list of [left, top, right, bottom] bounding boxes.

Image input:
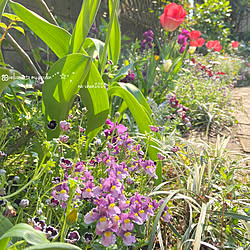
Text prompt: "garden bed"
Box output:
[[0, 0, 249, 249]]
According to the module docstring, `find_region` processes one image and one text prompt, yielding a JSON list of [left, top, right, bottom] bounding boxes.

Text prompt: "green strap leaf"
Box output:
[[0, 223, 49, 246], [118, 82, 152, 117], [0, 213, 13, 238], [9, 1, 71, 58], [25, 242, 82, 250], [0, 67, 22, 94], [0, 0, 8, 20], [79, 63, 109, 147], [42, 54, 92, 139], [108, 0, 121, 65], [82, 38, 105, 60], [69, 0, 101, 53], [108, 85, 153, 134]]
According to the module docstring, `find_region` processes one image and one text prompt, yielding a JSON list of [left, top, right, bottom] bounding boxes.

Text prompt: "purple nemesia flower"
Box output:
[[32, 217, 46, 231], [45, 226, 58, 239], [84, 208, 100, 224], [65, 231, 80, 244], [60, 158, 73, 169], [120, 213, 134, 231], [119, 230, 136, 246], [149, 125, 159, 132], [162, 210, 171, 222], [96, 216, 113, 232], [101, 231, 116, 247]]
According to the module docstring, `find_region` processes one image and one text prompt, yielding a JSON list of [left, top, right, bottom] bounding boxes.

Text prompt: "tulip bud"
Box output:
[[188, 46, 196, 54], [66, 208, 78, 225], [163, 59, 172, 72], [115, 111, 120, 118]]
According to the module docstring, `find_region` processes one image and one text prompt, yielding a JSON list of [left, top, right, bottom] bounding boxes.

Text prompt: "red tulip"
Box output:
[[213, 40, 222, 52], [231, 41, 239, 48], [188, 30, 201, 41], [190, 38, 205, 47], [160, 3, 186, 32], [205, 41, 215, 49], [205, 40, 222, 52]]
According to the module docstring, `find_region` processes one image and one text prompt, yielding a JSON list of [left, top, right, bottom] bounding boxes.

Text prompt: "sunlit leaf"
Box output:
[[9, 1, 71, 58], [108, 0, 120, 65], [42, 54, 92, 139], [69, 0, 101, 53]]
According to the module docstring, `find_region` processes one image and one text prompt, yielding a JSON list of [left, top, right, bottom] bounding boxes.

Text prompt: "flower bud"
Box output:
[[188, 46, 196, 54], [95, 139, 102, 147], [19, 199, 29, 208], [115, 111, 120, 118], [66, 208, 78, 225], [82, 107, 88, 114], [163, 59, 172, 72]]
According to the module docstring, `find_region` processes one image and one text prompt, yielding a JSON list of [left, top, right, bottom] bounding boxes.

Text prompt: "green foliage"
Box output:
[[69, 0, 101, 53], [108, 0, 121, 65], [192, 0, 232, 44], [9, 1, 72, 59], [0, 0, 8, 20], [0, 68, 21, 94]]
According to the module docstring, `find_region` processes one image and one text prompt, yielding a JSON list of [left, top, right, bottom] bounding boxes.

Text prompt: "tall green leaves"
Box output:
[[108, 0, 121, 65], [79, 64, 109, 147], [42, 54, 109, 141], [9, 1, 71, 58], [108, 83, 153, 134], [100, 0, 120, 74], [69, 0, 101, 53], [42, 54, 92, 139]]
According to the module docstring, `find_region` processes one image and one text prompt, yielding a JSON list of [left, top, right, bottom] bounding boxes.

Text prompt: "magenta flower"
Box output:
[[60, 135, 69, 143], [45, 226, 58, 239], [60, 158, 73, 169], [60, 120, 70, 131], [149, 125, 159, 132]]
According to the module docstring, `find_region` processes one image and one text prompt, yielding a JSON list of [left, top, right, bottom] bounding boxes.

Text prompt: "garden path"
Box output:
[[230, 86, 250, 155]]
